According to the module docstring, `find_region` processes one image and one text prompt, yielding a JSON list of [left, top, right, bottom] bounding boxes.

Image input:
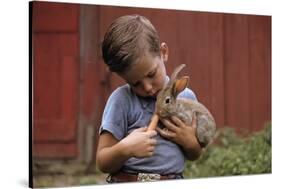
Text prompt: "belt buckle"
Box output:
[[137, 173, 161, 182]]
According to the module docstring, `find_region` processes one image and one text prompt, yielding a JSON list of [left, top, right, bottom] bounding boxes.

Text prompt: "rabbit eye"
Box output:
[[165, 97, 170, 104]]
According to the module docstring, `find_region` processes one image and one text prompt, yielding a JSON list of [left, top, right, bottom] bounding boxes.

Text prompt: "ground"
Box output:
[[33, 161, 108, 188]]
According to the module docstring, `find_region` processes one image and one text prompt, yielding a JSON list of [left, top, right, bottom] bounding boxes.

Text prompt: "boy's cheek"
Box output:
[[130, 75, 165, 97], [156, 73, 167, 89]]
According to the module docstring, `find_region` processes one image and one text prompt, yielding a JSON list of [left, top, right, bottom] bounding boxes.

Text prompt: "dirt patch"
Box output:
[[33, 161, 108, 187], [33, 173, 108, 187]]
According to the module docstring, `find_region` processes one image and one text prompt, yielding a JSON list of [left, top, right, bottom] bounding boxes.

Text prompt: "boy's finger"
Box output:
[[171, 116, 185, 128], [150, 139, 157, 146], [135, 127, 147, 132], [156, 128, 168, 138], [156, 127, 175, 139], [161, 118, 179, 132], [147, 130, 157, 137]]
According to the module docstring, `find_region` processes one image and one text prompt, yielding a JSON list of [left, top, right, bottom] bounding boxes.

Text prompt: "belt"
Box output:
[[107, 171, 184, 183]]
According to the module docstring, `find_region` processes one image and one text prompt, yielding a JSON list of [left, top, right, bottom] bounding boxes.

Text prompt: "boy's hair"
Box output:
[[102, 15, 160, 73]]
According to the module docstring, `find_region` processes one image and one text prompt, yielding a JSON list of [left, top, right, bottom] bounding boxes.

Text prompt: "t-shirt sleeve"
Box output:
[[177, 87, 198, 102], [99, 87, 130, 141]]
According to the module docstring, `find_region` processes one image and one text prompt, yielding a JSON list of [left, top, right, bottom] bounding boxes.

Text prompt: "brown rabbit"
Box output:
[[155, 64, 216, 147]]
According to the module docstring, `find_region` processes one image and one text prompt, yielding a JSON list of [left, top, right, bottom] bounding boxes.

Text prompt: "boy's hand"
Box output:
[[156, 114, 198, 149], [120, 127, 157, 158]]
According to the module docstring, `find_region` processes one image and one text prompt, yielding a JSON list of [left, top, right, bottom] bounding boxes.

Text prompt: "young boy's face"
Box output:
[[118, 44, 168, 98]]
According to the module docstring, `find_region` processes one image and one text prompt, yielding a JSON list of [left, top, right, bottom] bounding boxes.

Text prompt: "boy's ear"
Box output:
[[172, 76, 190, 96], [160, 42, 169, 62]]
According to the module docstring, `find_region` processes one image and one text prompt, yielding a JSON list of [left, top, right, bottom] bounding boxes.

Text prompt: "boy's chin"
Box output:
[[150, 90, 160, 98], [147, 93, 159, 99], [135, 90, 160, 99], [137, 93, 157, 99]]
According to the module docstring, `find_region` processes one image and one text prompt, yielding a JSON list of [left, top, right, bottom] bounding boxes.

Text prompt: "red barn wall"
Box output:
[[32, 2, 271, 161]]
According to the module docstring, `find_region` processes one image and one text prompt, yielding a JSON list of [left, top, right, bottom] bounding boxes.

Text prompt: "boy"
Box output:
[[96, 14, 202, 183]]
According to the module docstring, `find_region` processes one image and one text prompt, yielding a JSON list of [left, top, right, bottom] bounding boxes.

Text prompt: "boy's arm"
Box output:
[[96, 128, 157, 173], [96, 132, 130, 173], [177, 115, 202, 161]]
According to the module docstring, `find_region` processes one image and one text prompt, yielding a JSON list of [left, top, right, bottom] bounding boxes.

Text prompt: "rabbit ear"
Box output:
[[170, 64, 186, 81], [172, 76, 190, 97]]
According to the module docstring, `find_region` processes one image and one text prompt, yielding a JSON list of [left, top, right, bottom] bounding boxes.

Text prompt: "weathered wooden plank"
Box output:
[[33, 1, 79, 32], [223, 14, 251, 131], [33, 143, 77, 159], [248, 15, 272, 130]]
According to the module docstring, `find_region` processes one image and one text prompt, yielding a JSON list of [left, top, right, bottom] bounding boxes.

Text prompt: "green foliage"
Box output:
[[79, 176, 97, 185], [184, 123, 271, 178]]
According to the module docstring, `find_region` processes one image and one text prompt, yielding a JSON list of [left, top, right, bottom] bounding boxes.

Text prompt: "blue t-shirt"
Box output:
[[99, 81, 197, 175]]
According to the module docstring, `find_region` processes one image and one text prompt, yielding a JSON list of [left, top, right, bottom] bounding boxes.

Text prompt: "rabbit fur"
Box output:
[[155, 64, 216, 147]]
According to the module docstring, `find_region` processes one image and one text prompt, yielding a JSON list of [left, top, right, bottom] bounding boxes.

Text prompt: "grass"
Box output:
[[184, 123, 271, 178]]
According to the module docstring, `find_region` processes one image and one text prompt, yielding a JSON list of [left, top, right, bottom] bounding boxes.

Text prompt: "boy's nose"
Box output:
[[143, 82, 153, 94]]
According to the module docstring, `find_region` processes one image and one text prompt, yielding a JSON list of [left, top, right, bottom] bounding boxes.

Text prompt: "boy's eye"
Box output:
[[148, 70, 156, 78]]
